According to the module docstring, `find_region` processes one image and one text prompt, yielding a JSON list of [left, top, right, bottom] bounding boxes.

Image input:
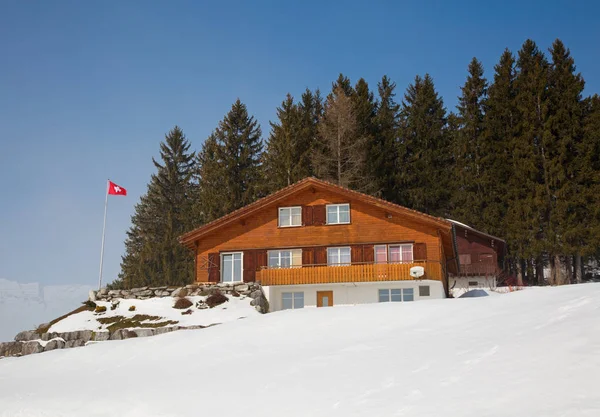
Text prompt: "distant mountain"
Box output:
[[0, 279, 92, 342]]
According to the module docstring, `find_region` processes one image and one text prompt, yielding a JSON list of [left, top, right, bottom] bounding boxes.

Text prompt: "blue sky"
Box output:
[[1, 0, 598, 286]]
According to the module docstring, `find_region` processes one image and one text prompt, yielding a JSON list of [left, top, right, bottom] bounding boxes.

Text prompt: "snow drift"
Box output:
[[1, 284, 599, 417]]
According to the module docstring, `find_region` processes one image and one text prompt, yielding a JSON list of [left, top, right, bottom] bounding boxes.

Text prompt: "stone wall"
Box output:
[[1, 282, 268, 359]]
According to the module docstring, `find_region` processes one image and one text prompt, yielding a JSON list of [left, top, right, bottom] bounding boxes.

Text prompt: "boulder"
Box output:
[[130, 287, 149, 293], [135, 290, 153, 297], [153, 327, 174, 336], [133, 329, 155, 338], [185, 284, 199, 290], [150, 286, 168, 291], [99, 288, 109, 296], [0, 341, 23, 357], [88, 290, 97, 302], [171, 288, 188, 298], [21, 341, 44, 356], [94, 331, 110, 342], [65, 339, 85, 348], [155, 290, 171, 297], [44, 339, 66, 352], [108, 290, 122, 297], [41, 332, 59, 341], [234, 283, 249, 292], [14, 330, 37, 342], [249, 290, 263, 300]]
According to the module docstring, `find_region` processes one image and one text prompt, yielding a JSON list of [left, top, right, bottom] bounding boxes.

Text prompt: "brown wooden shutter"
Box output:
[[351, 245, 364, 263], [302, 206, 314, 226], [208, 252, 220, 282], [313, 205, 326, 225], [414, 243, 427, 260], [256, 250, 268, 270], [243, 250, 257, 282], [302, 247, 314, 266], [314, 247, 327, 265], [363, 245, 374, 263]]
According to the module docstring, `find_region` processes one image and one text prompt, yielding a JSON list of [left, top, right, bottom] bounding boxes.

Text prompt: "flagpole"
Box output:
[[98, 180, 109, 290]]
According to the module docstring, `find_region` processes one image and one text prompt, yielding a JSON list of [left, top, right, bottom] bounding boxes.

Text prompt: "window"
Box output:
[[282, 292, 304, 310], [378, 288, 414, 302], [469, 281, 480, 287], [326, 204, 350, 225], [268, 249, 302, 269], [375, 244, 414, 263], [279, 206, 302, 227], [327, 247, 351, 266], [419, 286, 430, 297], [459, 254, 472, 265], [221, 252, 242, 282]]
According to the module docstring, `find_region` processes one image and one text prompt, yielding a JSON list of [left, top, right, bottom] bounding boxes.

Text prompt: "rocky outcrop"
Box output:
[[1, 282, 268, 359]]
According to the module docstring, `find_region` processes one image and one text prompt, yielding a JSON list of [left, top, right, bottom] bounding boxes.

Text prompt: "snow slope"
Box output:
[[48, 295, 259, 333], [1, 284, 599, 417], [0, 279, 92, 342]]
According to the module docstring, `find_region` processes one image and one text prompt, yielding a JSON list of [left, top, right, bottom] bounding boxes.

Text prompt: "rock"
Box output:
[[135, 290, 153, 297], [0, 341, 23, 357], [153, 327, 174, 336], [108, 290, 122, 297], [99, 288, 108, 295], [44, 339, 65, 352], [130, 287, 149, 293], [133, 329, 155, 338], [184, 325, 206, 330], [110, 329, 138, 340], [41, 332, 59, 341], [21, 341, 44, 356], [155, 290, 171, 297], [14, 330, 37, 342], [94, 331, 110, 342], [234, 284, 249, 292], [249, 290, 263, 299], [88, 290, 97, 302], [76, 330, 93, 343], [185, 284, 199, 290], [181, 309, 193, 315], [65, 339, 85, 348], [149, 286, 168, 291], [171, 287, 188, 298]]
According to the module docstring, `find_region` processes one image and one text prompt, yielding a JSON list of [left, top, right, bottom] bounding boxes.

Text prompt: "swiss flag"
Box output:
[[108, 180, 127, 196]]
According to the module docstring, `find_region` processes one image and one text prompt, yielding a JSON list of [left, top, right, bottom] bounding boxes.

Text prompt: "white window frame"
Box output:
[[326, 203, 350, 225], [282, 292, 304, 310], [221, 252, 243, 283], [278, 206, 302, 228], [378, 288, 414, 302], [374, 243, 414, 263], [268, 249, 302, 269], [327, 246, 351, 266]]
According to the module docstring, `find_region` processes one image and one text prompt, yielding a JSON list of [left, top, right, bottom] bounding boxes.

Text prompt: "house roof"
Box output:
[[446, 219, 506, 243], [179, 177, 454, 250]]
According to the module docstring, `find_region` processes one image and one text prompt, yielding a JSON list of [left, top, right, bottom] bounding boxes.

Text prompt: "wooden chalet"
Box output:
[[180, 178, 460, 311]]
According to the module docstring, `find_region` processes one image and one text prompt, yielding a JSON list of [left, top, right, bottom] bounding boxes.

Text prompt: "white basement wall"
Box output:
[[264, 279, 445, 311]]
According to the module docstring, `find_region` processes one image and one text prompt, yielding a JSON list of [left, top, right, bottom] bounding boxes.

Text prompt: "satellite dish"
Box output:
[[410, 266, 425, 279]]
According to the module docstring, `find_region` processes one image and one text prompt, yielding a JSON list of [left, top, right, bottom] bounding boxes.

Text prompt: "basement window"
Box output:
[[282, 292, 304, 310], [419, 286, 430, 297], [378, 288, 414, 302]]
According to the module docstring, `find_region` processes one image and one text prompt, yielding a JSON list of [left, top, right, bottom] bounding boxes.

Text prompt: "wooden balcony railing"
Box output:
[[452, 263, 499, 277], [256, 261, 443, 286]]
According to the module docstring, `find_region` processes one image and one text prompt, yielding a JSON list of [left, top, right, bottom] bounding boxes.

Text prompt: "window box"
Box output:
[[326, 204, 350, 225], [278, 206, 302, 227]]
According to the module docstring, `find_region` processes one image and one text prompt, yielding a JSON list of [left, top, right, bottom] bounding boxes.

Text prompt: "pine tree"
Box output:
[[116, 126, 196, 288], [544, 39, 586, 284], [313, 86, 368, 190], [352, 78, 378, 194], [263, 94, 302, 191], [481, 50, 517, 240], [295, 88, 323, 179], [194, 135, 226, 222], [397, 74, 450, 216], [369, 75, 400, 201], [451, 58, 488, 229], [211, 99, 263, 214]]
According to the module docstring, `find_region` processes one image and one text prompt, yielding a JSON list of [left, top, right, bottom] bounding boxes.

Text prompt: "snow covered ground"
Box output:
[[1, 283, 599, 417], [48, 295, 259, 333], [0, 279, 92, 341]]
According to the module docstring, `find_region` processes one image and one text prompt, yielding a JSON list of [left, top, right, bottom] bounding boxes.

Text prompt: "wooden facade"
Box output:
[[180, 178, 458, 291], [448, 220, 506, 278]]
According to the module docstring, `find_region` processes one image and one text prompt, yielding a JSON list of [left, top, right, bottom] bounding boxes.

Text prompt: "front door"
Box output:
[[317, 291, 333, 307]]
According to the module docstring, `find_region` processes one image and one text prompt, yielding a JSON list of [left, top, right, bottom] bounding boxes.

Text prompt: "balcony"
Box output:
[[256, 261, 443, 286]]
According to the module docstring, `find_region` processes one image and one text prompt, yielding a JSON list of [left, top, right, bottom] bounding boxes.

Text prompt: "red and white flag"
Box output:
[[107, 180, 127, 196]]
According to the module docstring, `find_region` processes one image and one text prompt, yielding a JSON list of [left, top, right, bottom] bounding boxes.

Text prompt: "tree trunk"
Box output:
[[575, 254, 582, 284], [564, 256, 573, 285], [516, 258, 524, 286], [535, 255, 545, 286], [554, 254, 565, 285]]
